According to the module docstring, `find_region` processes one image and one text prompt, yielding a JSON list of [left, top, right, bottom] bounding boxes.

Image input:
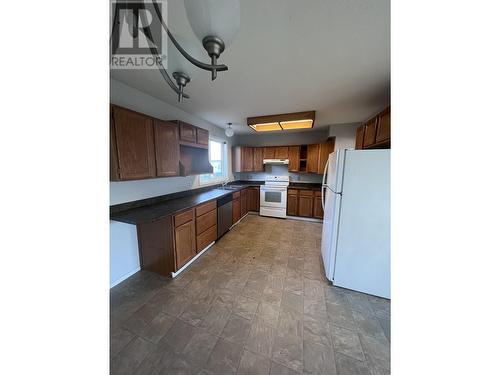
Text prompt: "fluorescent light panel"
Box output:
[[249, 122, 282, 132], [279, 119, 313, 130]]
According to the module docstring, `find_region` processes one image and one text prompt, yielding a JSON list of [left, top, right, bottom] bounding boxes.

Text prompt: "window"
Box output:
[[199, 139, 228, 185]]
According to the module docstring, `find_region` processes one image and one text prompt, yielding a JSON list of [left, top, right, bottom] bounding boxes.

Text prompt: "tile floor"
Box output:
[[111, 215, 390, 375]]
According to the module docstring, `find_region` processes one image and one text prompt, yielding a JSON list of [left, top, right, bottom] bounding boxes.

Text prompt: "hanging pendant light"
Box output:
[[225, 123, 234, 137], [184, 0, 240, 79]]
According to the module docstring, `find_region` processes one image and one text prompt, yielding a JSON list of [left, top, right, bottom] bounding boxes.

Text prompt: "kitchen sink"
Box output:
[[217, 185, 242, 190]]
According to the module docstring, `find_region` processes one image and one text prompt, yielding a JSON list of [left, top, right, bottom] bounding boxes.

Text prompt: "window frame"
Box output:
[[198, 137, 228, 186]]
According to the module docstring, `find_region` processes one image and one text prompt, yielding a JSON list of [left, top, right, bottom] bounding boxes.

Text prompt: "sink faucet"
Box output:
[[221, 179, 230, 188]]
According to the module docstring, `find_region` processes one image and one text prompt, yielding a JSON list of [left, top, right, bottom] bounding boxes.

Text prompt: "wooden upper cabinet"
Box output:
[[288, 146, 300, 172], [355, 125, 365, 150], [263, 147, 275, 159], [376, 108, 390, 143], [363, 118, 378, 148], [196, 128, 209, 147], [313, 191, 324, 219], [275, 146, 289, 159], [253, 147, 264, 172], [318, 141, 335, 175], [242, 147, 254, 172], [306, 144, 320, 173], [179, 122, 197, 143], [112, 106, 156, 180], [154, 120, 180, 177], [110, 107, 119, 181]]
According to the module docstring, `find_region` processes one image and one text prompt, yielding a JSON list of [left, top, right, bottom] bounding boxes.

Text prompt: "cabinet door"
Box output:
[[298, 191, 314, 217], [174, 220, 196, 270], [232, 198, 241, 224], [179, 122, 197, 143], [248, 187, 260, 211], [240, 189, 248, 216], [306, 144, 319, 173], [253, 147, 264, 172], [355, 125, 365, 150], [288, 146, 300, 172], [154, 120, 180, 177], [363, 118, 377, 148], [376, 108, 390, 143], [318, 142, 334, 175], [263, 147, 275, 159], [287, 190, 298, 216], [110, 107, 120, 181], [275, 146, 289, 159], [313, 191, 324, 219], [196, 127, 209, 147], [242, 147, 254, 172], [112, 106, 156, 180]]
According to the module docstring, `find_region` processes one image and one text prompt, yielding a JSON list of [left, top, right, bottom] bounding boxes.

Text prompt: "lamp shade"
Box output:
[[225, 124, 234, 137], [167, 34, 204, 78], [184, 0, 240, 47]]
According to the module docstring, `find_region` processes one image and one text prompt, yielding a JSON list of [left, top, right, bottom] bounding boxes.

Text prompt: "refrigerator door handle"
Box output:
[[322, 157, 330, 187], [321, 157, 330, 211]]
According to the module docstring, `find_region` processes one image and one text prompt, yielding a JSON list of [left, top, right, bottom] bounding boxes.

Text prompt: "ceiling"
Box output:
[[111, 0, 390, 134]]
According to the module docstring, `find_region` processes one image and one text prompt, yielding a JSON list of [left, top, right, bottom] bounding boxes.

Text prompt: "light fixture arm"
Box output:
[[151, 0, 228, 80], [109, 3, 189, 99]]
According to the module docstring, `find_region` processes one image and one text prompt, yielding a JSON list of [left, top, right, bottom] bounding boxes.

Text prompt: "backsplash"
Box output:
[[234, 164, 323, 183]]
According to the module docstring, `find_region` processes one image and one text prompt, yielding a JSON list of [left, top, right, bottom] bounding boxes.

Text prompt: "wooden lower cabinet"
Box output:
[[240, 189, 248, 217], [287, 189, 298, 216], [174, 218, 196, 269], [247, 187, 260, 211], [298, 190, 314, 217], [232, 192, 241, 224], [287, 188, 323, 219], [313, 191, 324, 219], [136, 201, 218, 278]]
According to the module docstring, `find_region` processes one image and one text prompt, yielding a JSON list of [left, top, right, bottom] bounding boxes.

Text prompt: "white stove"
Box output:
[[259, 175, 290, 218]]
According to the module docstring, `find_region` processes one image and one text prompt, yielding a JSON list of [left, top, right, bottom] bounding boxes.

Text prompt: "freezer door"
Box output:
[[320, 186, 342, 281], [333, 150, 390, 298], [325, 149, 347, 193]]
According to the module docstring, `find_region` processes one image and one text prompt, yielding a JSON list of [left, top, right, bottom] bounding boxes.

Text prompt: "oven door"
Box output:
[[260, 187, 287, 209]]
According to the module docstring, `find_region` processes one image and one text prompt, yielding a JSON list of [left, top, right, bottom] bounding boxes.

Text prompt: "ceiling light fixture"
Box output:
[[247, 111, 316, 132], [225, 123, 234, 137], [110, 0, 240, 101]]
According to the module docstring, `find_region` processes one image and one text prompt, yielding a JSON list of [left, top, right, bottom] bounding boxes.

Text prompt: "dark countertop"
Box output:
[[110, 180, 320, 225], [289, 182, 322, 190], [110, 182, 261, 225]]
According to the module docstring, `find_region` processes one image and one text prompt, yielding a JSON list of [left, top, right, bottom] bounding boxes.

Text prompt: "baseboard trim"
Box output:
[[286, 215, 323, 223], [110, 266, 141, 288], [171, 241, 215, 278]]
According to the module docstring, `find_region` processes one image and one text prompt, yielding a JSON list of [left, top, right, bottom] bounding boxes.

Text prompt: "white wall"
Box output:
[[328, 123, 359, 150], [110, 78, 234, 287], [235, 165, 323, 183]]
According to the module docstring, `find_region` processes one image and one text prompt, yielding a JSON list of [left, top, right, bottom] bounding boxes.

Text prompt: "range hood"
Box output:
[[263, 159, 289, 165]]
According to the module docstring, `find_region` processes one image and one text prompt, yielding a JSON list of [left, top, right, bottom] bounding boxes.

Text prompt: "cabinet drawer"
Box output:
[[197, 225, 217, 252], [299, 190, 314, 196], [196, 209, 217, 235], [174, 208, 195, 227], [196, 200, 217, 217], [232, 191, 240, 199], [314, 190, 322, 197], [288, 189, 298, 195]]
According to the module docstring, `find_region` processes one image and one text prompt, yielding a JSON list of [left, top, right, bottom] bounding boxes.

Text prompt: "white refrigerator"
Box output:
[[321, 149, 390, 299]]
